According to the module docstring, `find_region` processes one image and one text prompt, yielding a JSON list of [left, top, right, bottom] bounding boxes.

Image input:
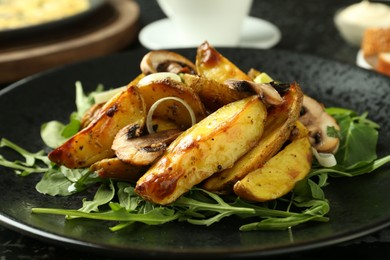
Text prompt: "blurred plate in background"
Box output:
[[0, 0, 107, 39]]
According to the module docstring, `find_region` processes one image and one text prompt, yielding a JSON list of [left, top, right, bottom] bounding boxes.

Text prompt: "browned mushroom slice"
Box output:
[[224, 79, 284, 106], [140, 50, 197, 75], [112, 128, 183, 166], [298, 95, 340, 153]]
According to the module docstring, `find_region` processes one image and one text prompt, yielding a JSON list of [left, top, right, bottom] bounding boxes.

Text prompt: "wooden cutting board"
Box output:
[[0, 0, 140, 85]]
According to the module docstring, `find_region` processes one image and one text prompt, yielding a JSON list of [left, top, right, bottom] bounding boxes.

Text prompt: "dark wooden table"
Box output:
[[1, 0, 389, 259]]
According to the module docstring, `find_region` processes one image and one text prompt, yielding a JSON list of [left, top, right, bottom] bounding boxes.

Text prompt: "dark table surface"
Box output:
[[1, 0, 390, 259]]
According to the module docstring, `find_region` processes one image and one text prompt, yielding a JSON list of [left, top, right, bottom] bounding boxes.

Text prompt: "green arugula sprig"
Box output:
[[0, 138, 51, 176]]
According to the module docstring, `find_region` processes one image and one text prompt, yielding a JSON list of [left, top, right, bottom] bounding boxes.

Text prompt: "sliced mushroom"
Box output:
[[140, 50, 197, 75], [224, 79, 284, 105], [298, 95, 340, 154], [112, 128, 183, 166]]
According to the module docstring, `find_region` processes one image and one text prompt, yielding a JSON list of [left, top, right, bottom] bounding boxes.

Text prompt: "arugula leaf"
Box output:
[[75, 81, 104, 119], [78, 180, 115, 213], [0, 138, 51, 176], [40, 112, 80, 149], [35, 166, 102, 196], [32, 206, 180, 226], [40, 82, 104, 149], [36, 170, 76, 196], [326, 108, 379, 169]]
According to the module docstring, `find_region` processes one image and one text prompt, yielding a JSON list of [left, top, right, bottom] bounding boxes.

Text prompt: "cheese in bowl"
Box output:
[[0, 0, 90, 31]]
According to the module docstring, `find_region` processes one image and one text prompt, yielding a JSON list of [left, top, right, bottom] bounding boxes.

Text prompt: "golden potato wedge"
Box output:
[[137, 78, 207, 130], [135, 95, 267, 205], [48, 85, 146, 168], [181, 74, 252, 112], [79, 102, 104, 129], [201, 82, 303, 194], [89, 157, 147, 181], [196, 41, 252, 83], [233, 135, 313, 202]]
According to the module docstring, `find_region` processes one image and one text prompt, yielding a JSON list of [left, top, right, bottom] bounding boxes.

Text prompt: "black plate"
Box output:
[[0, 0, 107, 39], [1, 48, 390, 259]]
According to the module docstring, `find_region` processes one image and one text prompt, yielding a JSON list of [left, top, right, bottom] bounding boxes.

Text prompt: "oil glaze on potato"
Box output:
[[135, 95, 267, 205], [48, 86, 146, 168]]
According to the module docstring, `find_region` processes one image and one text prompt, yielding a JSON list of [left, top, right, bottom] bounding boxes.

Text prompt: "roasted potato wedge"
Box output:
[[79, 102, 104, 129], [89, 157, 147, 181], [233, 134, 312, 202], [135, 95, 267, 205], [181, 74, 252, 112], [48, 86, 146, 168], [202, 82, 303, 194], [196, 41, 252, 83], [137, 78, 207, 130]]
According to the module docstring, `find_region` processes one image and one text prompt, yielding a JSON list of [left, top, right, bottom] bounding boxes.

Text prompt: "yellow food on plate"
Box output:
[[0, 0, 90, 30]]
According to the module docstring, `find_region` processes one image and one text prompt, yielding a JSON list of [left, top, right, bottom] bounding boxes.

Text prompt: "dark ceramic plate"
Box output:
[[0, 48, 390, 259], [0, 0, 107, 39]]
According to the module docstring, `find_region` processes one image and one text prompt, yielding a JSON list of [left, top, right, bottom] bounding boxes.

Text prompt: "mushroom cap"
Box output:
[[299, 95, 340, 154], [140, 50, 197, 75]]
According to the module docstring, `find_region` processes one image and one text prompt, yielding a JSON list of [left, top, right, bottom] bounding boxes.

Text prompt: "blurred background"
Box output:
[[1, 0, 389, 88]]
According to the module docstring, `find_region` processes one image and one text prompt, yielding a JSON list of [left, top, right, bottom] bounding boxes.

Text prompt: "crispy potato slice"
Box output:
[[48, 86, 146, 168], [233, 135, 312, 202], [89, 157, 147, 181], [135, 95, 267, 205], [201, 82, 303, 194], [196, 41, 252, 83], [80, 102, 104, 129], [181, 74, 252, 112], [137, 78, 207, 130]]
